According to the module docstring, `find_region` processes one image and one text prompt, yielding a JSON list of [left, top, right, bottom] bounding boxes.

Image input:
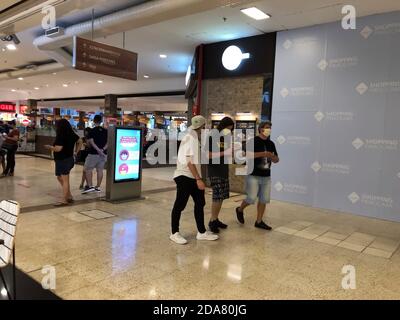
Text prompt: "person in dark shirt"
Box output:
[[45, 119, 82, 206], [235, 121, 279, 230], [0, 120, 5, 134], [0, 130, 6, 173], [78, 127, 92, 190], [1, 120, 20, 177], [82, 115, 108, 194], [207, 117, 235, 233]]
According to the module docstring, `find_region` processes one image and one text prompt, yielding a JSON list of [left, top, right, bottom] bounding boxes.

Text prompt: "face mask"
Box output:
[[222, 128, 232, 135], [262, 128, 271, 137]]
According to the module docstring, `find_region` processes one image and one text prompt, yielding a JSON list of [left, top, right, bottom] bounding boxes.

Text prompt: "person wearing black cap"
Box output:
[[207, 116, 235, 233]]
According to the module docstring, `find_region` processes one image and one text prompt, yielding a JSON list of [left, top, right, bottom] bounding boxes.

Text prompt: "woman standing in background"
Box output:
[[45, 119, 83, 206]]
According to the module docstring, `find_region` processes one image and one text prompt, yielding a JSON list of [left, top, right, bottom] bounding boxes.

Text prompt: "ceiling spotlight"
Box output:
[[11, 89, 16, 92], [18, 77, 24, 80], [6, 44, 17, 50], [159, 54, 167, 58], [34, 87, 40, 90], [143, 75, 150, 78], [241, 7, 270, 20], [52, 72, 57, 75], [62, 84, 68, 87], [1, 48, 6, 52], [97, 80, 103, 83]]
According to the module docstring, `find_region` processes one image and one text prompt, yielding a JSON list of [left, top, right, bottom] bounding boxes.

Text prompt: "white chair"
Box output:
[[0, 200, 20, 300]]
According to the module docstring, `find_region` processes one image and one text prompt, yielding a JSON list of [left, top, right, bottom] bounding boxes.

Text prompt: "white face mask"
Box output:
[[262, 128, 271, 137], [222, 128, 232, 135]]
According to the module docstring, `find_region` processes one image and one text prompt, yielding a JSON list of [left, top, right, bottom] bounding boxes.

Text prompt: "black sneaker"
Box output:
[[82, 186, 95, 194], [236, 207, 245, 224], [255, 220, 272, 230], [208, 220, 220, 234], [216, 219, 228, 229]]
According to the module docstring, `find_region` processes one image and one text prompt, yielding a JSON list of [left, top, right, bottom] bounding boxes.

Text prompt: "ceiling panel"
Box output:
[[1, 0, 399, 102]]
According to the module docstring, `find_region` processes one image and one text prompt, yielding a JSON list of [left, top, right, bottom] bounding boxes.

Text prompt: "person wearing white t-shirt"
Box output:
[[170, 115, 219, 245]]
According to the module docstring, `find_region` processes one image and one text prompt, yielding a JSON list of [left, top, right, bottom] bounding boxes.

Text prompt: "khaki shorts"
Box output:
[[84, 154, 106, 171]]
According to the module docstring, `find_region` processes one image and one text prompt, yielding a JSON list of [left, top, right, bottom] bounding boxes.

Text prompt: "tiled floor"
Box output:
[[2, 156, 400, 299], [276, 223, 399, 258]]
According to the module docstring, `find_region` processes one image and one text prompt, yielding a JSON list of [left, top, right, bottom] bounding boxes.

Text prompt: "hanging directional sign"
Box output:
[[72, 36, 138, 81]]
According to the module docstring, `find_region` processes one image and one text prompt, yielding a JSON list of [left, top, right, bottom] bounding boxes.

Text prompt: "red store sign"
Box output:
[[0, 104, 16, 113]]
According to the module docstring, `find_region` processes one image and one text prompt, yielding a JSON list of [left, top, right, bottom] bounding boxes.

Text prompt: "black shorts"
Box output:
[[55, 157, 75, 176], [209, 176, 230, 201]]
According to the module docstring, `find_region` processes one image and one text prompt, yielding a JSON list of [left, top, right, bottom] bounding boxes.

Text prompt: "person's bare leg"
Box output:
[[211, 201, 222, 221], [60, 175, 71, 203], [80, 170, 86, 187], [85, 169, 93, 187], [57, 175, 63, 187], [1, 157, 5, 172], [96, 168, 103, 188], [239, 200, 250, 212], [66, 174, 73, 200], [56, 176, 66, 203], [256, 202, 266, 223]]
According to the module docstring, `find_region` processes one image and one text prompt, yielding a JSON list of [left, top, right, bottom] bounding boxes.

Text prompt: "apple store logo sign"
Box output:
[[221, 45, 250, 71]]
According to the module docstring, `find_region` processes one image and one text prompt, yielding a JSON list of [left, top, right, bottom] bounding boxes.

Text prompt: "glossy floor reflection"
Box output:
[[2, 156, 400, 299]]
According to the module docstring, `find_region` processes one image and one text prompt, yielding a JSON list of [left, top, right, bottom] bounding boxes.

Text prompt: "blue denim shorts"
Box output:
[[245, 175, 271, 204]]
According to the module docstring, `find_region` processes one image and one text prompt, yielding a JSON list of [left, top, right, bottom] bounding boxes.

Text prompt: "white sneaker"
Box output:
[[196, 231, 219, 241], [169, 232, 188, 245]]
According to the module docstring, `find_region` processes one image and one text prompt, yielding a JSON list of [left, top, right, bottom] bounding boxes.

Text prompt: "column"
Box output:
[[77, 111, 86, 130], [104, 94, 118, 117]]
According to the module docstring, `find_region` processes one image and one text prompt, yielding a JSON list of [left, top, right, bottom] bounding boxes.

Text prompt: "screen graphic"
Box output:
[[114, 128, 142, 182]]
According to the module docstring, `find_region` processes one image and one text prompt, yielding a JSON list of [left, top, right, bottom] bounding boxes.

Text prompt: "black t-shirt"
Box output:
[[88, 126, 108, 155], [53, 133, 79, 161], [207, 131, 231, 179], [247, 136, 278, 177]]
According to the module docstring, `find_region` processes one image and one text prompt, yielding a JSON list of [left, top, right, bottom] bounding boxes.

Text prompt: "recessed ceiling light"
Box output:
[[34, 87, 40, 90], [143, 75, 150, 78], [11, 89, 16, 92], [52, 72, 57, 75], [240, 7, 270, 20], [97, 80, 103, 83], [159, 54, 167, 58], [62, 84, 68, 87], [1, 48, 6, 52], [6, 44, 17, 50], [18, 77, 24, 80]]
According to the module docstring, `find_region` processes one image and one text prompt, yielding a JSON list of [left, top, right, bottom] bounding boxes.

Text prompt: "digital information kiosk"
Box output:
[[106, 126, 143, 202]]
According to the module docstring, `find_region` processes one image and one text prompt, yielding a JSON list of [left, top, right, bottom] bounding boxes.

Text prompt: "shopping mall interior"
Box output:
[[1, 0, 400, 302]]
